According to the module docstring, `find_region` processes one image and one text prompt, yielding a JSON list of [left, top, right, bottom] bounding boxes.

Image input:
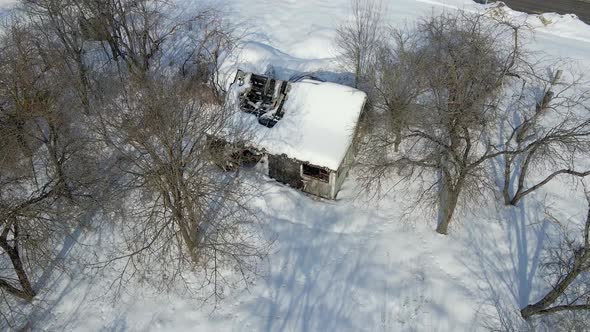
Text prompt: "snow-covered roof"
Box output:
[[229, 73, 367, 170]]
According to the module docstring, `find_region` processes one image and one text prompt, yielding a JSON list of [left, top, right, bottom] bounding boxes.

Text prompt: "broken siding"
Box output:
[[268, 154, 303, 189], [301, 168, 335, 199], [267, 153, 336, 199]]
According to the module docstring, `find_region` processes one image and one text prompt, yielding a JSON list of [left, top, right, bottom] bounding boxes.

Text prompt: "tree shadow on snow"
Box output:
[[231, 184, 389, 332], [463, 105, 549, 329], [217, 177, 475, 332], [270, 66, 355, 87], [459, 200, 548, 330], [17, 208, 106, 331]]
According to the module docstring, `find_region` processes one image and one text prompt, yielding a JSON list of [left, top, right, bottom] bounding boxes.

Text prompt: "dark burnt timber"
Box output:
[[235, 70, 289, 128], [477, 0, 590, 24]]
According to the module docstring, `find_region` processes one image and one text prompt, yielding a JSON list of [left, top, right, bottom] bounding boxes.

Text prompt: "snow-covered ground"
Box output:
[[24, 172, 588, 331], [3, 0, 590, 331]]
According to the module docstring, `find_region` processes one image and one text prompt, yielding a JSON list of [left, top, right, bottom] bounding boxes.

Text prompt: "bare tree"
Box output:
[[22, 0, 238, 112], [501, 67, 590, 206], [520, 190, 590, 326], [92, 73, 266, 300], [22, 0, 93, 111], [81, 0, 179, 76], [357, 11, 528, 234], [336, 0, 383, 89], [76, 0, 236, 86], [364, 27, 426, 152], [0, 19, 99, 307], [177, 8, 238, 101], [15, 0, 258, 305]]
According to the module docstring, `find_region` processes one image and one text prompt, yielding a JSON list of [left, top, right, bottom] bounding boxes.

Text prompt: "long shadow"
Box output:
[[478, 79, 549, 312], [509, 201, 547, 308], [488, 85, 528, 203], [229, 41, 354, 85], [270, 65, 355, 87], [0, 209, 97, 330], [266, 195, 371, 331], [233, 185, 390, 332], [35, 224, 84, 291], [225, 178, 473, 332], [459, 201, 548, 329], [21, 207, 101, 330]]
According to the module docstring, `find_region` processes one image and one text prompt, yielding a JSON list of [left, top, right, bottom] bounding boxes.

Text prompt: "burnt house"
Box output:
[[222, 70, 367, 200]]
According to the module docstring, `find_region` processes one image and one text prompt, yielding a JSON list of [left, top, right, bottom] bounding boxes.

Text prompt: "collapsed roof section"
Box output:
[[234, 70, 290, 128], [228, 70, 367, 171]]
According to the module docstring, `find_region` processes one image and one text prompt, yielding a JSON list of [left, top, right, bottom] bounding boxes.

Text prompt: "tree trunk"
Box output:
[[436, 170, 462, 235], [164, 188, 201, 266], [77, 53, 91, 114], [520, 248, 589, 320], [502, 154, 514, 205], [512, 157, 531, 206], [511, 168, 590, 206], [509, 145, 540, 206], [510, 190, 525, 206], [355, 67, 360, 89], [393, 123, 402, 152], [436, 189, 459, 235], [0, 232, 36, 302], [47, 124, 72, 199]]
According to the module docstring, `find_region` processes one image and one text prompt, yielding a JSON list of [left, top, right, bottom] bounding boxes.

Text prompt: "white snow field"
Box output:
[[3, 0, 590, 331]]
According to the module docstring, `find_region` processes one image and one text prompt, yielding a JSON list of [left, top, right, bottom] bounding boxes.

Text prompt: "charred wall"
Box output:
[[268, 154, 303, 189]]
